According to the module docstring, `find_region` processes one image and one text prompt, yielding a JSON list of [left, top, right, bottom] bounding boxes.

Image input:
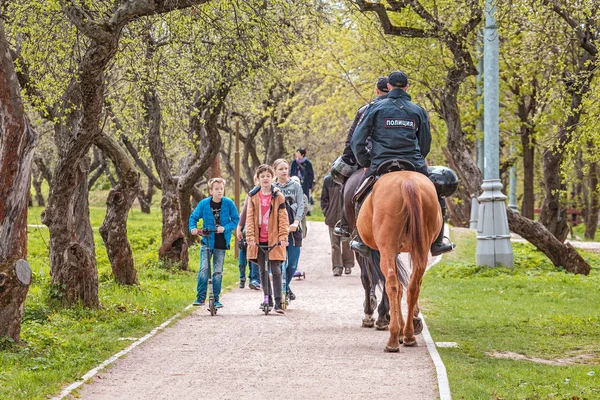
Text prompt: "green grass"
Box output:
[[421, 229, 600, 399], [306, 202, 325, 222], [1, 205, 239, 400], [571, 223, 600, 242]]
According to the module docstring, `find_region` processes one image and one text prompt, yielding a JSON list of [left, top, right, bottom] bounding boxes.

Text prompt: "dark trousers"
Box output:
[[257, 244, 282, 302], [328, 226, 354, 270]]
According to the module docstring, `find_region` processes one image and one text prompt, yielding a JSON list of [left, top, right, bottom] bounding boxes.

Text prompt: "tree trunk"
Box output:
[[43, 157, 99, 307], [145, 88, 189, 269], [585, 161, 599, 239], [442, 147, 472, 227], [539, 145, 574, 242], [0, 20, 37, 341], [507, 209, 590, 275], [31, 168, 45, 207], [34, 154, 53, 185], [158, 191, 189, 268], [88, 159, 106, 189], [520, 127, 535, 219], [96, 133, 140, 285], [178, 91, 227, 242], [209, 156, 221, 178], [138, 177, 154, 214], [538, 47, 595, 240]]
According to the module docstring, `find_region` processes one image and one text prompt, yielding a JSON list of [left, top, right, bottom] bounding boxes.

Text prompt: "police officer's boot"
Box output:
[[333, 183, 351, 238], [350, 233, 369, 257], [430, 207, 455, 256]]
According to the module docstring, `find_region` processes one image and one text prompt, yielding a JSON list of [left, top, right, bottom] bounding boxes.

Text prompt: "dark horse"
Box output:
[[344, 169, 391, 330], [356, 171, 441, 351]]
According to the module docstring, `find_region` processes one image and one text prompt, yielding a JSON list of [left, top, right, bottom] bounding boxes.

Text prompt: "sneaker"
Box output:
[[215, 301, 224, 308], [333, 267, 343, 276], [249, 281, 259, 290], [239, 281, 245, 289], [193, 300, 205, 306], [344, 266, 352, 275], [274, 304, 284, 314], [288, 290, 296, 301]]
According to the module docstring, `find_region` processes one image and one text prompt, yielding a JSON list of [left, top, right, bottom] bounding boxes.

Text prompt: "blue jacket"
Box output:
[[188, 196, 240, 250]]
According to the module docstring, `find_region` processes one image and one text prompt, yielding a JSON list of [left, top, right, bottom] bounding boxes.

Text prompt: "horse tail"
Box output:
[[400, 179, 429, 273], [396, 255, 411, 289], [369, 249, 411, 291]]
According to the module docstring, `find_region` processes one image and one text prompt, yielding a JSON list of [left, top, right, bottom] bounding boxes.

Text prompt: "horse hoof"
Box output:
[[402, 338, 417, 347], [362, 318, 375, 328], [375, 324, 389, 331], [384, 346, 400, 353], [413, 317, 423, 335]]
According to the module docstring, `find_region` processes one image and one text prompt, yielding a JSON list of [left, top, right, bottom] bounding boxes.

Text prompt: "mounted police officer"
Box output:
[[349, 71, 455, 257], [331, 77, 390, 238]]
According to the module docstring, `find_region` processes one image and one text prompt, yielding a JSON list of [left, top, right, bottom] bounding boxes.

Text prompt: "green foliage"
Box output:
[[1, 206, 239, 400], [422, 229, 600, 399]]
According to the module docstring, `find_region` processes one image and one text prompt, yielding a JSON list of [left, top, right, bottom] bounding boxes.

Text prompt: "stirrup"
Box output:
[[333, 221, 350, 238]]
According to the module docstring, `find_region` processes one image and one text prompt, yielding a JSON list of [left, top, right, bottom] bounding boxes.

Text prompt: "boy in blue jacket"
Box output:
[[189, 177, 240, 308]]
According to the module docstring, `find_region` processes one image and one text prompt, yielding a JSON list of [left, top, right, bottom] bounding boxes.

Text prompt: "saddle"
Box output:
[[352, 159, 416, 205]]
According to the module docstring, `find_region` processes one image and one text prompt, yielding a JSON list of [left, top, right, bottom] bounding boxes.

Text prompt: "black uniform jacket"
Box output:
[[351, 88, 431, 175]]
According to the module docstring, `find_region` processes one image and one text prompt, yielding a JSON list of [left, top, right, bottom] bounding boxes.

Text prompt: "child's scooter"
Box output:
[[258, 242, 282, 315], [197, 228, 219, 316], [293, 270, 306, 280]]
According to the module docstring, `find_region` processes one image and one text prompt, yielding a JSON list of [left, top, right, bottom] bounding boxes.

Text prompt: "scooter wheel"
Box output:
[[209, 298, 216, 316], [263, 304, 269, 315]]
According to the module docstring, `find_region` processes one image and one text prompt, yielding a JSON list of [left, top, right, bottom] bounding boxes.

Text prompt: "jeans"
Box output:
[[238, 248, 259, 284], [284, 243, 301, 292], [196, 246, 225, 302]]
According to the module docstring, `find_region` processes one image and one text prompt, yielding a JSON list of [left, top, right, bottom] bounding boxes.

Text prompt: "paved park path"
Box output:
[[76, 222, 438, 399]]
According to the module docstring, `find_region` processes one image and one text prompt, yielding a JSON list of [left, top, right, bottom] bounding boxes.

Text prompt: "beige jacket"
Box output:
[[246, 185, 289, 261]]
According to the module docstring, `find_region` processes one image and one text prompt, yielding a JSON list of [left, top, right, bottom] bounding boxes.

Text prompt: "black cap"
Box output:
[[388, 71, 408, 88], [376, 77, 389, 92], [297, 148, 306, 156]]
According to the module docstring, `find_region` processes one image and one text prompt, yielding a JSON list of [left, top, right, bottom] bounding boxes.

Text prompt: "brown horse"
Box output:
[[356, 171, 441, 351]]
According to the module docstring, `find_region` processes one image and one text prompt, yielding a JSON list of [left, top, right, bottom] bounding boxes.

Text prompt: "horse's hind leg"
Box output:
[[403, 265, 425, 346], [382, 249, 404, 352], [375, 284, 390, 330], [412, 301, 423, 336], [359, 255, 376, 327]]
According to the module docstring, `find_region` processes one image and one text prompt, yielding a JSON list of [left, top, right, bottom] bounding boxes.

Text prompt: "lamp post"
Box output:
[[470, 32, 485, 230], [476, 0, 514, 267]]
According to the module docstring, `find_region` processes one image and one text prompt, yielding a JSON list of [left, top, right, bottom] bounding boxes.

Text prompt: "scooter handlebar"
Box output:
[[193, 228, 219, 237]]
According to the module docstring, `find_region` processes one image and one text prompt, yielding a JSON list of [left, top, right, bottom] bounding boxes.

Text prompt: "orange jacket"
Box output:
[[245, 185, 289, 261]]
